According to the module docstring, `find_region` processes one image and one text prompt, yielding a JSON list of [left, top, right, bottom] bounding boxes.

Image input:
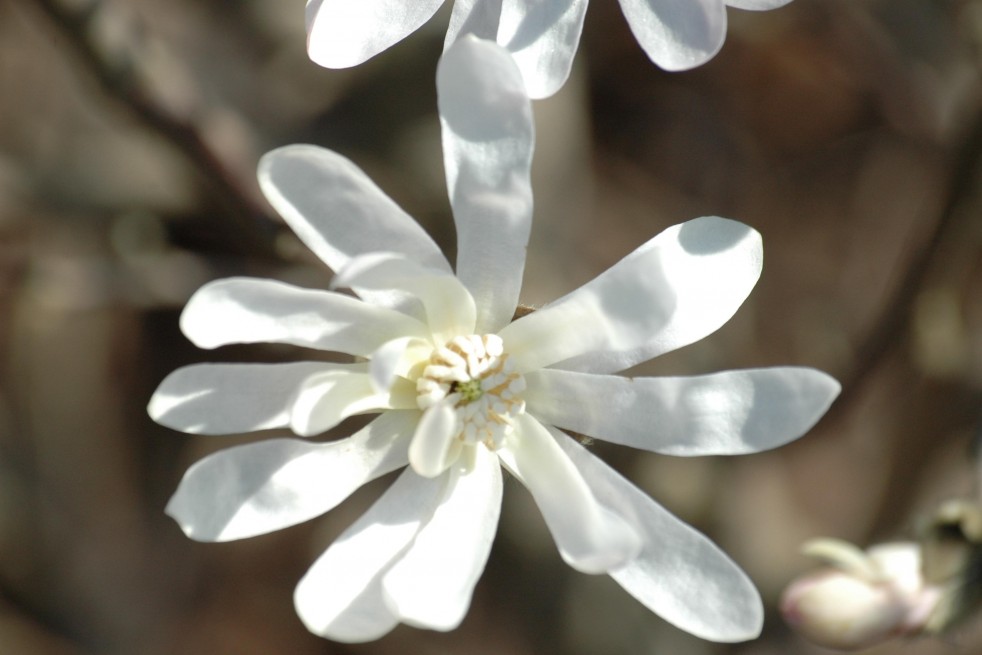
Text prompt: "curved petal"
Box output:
[[334, 253, 476, 344], [618, 0, 727, 71], [294, 467, 447, 643], [368, 336, 434, 393], [180, 277, 429, 354], [555, 433, 764, 642], [149, 361, 342, 435], [291, 369, 414, 437], [306, 0, 446, 68], [446, 0, 503, 44], [498, 0, 589, 98], [499, 217, 762, 374], [166, 411, 417, 542], [726, 0, 793, 9], [258, 145, 451, 311], [383, 446, 502, 630], [496, 414, 641, 573], [525, 367, 840, 456], [438, 36, 534, 334], [409, 402, 462, 478]]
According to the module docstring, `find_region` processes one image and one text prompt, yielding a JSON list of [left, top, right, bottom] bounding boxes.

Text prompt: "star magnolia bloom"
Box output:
[[306, 0, 795, 98], [150, 37, 838, 643]]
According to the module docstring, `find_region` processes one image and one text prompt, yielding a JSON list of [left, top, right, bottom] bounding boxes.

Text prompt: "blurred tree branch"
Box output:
[[23, 0, 280, 258], [833, 107, 982, 414]]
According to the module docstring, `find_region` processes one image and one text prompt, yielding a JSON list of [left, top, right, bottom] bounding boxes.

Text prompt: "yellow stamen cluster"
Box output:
[[416, 334, 526, 449]]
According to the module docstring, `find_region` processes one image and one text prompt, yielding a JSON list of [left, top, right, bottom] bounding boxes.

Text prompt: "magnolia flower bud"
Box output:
[[781, 539, 943, 650]]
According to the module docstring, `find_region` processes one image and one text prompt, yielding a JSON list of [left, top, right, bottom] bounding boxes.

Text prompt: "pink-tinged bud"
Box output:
[[781, 540, 943, 651]]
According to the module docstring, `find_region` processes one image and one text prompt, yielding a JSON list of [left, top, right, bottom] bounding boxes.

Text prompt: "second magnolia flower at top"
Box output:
[[306, 0, 796, 98], [149, 36, 839, 644]]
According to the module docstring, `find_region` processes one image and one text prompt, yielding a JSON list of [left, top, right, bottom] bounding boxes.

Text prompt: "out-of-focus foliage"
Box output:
[[1, 0, 982, 653]]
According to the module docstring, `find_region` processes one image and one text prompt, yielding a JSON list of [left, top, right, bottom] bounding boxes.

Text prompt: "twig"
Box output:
[[831, 110, 982, 413], [25, 0, 280, 258]]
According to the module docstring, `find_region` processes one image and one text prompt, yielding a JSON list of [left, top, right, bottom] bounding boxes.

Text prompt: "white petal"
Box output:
[[305, 0, 445, 68], [409, 402, 462, 478], [295, 468, 447, 643], [180, 277, 429, 354], [446, 0, 503, 44], [498, 0, 589, 98], [499, 217, 762, 374], [258, 145, 451, 311], [438, 36, 534, 334], [149, 361, 339, 435], [525, 367, 840, 456], [334, 253, 476, 344], [290, 369, 406, 437], [383, 446, 502, 630], [368, 336, 434, 393], [497, 414, 641, 573], [166, 411, 417, 542], [555, 433, 764, 642], [726, 0, 793, 9], [618, 0, 727, 71]]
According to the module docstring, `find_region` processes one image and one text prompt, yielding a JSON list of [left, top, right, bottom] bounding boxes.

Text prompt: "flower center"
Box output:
[[416, 334, 526, 449]]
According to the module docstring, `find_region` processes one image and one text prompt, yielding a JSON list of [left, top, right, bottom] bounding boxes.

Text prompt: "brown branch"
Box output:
[[830, 110, 982, 415], [25, 0, 280, 258]]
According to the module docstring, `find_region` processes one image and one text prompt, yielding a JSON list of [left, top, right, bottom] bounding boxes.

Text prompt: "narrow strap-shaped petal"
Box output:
[[180, 277, 429, 354], [496, 414, 641, 573], [618, 0, 728, 71], [383, 446, 502, 630], [499, 217, 762, 374], [166, 410, 417, 542], [498, 0, 590, 98], [409, 402, 463, 478], [306, 0, 446, 68], [446, 0, 502, 44], [726, 0, 793, 9], [555, 433, 764, 642], [438, 36, 533, 334], [294, 468, 448, 643], [258, 145, 452, 311], [149, 361, 347, 435], [334, 253, 476, 344], [368, 336, 434, 393], [525, 367, 840, 456], [290, 369, 416, 437]]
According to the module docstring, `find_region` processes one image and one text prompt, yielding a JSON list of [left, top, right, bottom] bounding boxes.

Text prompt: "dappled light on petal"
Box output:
[[619, 0, 727, 71], [498, 0, 589, 98], [383, 447, 502, 630], [497, 415, 641, 573], [180, 277, 429, 354], [258, 145, 451, 311], [333, 253, 476, 344], [290, 368, 409, 437], [165, 411, 416, 542], [556, 433, 764, 642], [525, 367, 840, 455], [294, 468, 446, 643], [500, 217, 762, 374], [150, 361, 341, 435], [306, 0, 446, 68], [438, 36, 533, 333], [409, 402, 463, 478]]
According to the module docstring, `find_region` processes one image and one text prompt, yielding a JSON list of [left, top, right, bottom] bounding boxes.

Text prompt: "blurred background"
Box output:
[[2, 0, 982, 653]]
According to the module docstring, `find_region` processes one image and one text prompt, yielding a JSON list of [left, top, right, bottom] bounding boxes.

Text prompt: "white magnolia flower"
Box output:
[[150, 36, 838, 643], [306, 0, 795, 98]]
